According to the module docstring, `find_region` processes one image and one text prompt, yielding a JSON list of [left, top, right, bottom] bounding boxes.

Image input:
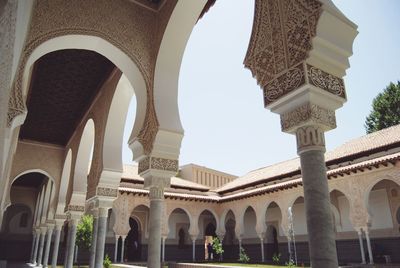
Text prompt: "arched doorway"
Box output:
[[198, 209, 217, 261], [265, 202, 282, 261], [222, 210, 236, 260], [126, 217, 141, 261]]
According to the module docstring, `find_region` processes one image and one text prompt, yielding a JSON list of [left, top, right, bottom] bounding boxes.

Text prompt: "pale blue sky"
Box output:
[[123, 0, 400, 176]]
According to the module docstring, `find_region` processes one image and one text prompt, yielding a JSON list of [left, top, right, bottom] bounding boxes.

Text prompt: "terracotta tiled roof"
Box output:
[[122, 164, 210, 191], [119, 151, 400, 202], [216, 124, 400, 193]]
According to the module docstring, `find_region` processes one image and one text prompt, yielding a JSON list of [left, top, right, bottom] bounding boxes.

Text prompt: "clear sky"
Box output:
[[123, 0, 400, 176]]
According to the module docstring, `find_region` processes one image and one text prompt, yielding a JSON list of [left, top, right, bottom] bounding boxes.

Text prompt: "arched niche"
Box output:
[[55, 149, 72, 215], [243, 206, 257, 239], [290, 196, 306, 235], [366, 179, 400, 230], [223, 210, 236, 245], [168, 208, 191, 245], [330, 189, 352, 232], [265, 201, 283, 239]]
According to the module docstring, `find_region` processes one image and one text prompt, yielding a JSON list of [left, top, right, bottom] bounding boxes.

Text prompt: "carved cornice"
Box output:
[[281, 103, 336, 133], [138, 156, 178, 174], [296, 125, 325, 154], [307, 64, 345, 99]]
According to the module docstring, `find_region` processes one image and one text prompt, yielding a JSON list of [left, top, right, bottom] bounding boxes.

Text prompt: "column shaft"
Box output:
[[162, 237, 166, 263], [260, 238, 264, 262], [94, 209, 108, 268], [30, 233, 37, 263], [299, 149, 338, 267], [51, 226, 62, 268], [357, 230, 366, 264], [37, 231, 46, 266], [33, 231, 40, 265], [120, 237, 125, 263], [66, 221, 78, 268], [147, 187, 163, 268], [89, 216, 99, 268], [114, 236, 119, 263], [43, 227, 54, 268], [192, 239, 196, 262], [64, 223, 71, 267], [365, 230, 374, 264]]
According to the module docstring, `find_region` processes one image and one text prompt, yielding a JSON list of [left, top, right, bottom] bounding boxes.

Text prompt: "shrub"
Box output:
[[272, 253, 281, 264], [238, 246, 250, 263], [103, 254, 112, 268]]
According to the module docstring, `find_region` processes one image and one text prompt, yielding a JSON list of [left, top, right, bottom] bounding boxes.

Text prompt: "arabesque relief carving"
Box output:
[[138, 156, 178, 174]]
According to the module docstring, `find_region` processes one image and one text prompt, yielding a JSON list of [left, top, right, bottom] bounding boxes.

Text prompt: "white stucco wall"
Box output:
[[369, 189, 393, 229]]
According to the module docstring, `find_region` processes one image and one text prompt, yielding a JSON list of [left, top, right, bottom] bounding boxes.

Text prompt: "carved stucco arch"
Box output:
[[55, 149, 72, 217], [166, 206, 193, 237], [364, 173, 400, 214], [219, 208, 238, 237], [329, 188, 351, 232], [196, 208, 220, 237], [257, 200, 284, 236], [5, 169, 56, 218]]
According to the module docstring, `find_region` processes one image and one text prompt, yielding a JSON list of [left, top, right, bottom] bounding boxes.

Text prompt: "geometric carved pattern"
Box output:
[[244, 0, 323, 105], [138, 156, 179, 174], [19, 49, 114, 145], [281, 103, 336, 132]]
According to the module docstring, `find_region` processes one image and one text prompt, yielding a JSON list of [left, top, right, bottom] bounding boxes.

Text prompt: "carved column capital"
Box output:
[[295, 125, 326, 154], [149, 186, 164, 201]]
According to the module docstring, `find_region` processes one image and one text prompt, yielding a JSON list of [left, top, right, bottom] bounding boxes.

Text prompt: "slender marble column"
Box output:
[[147, 186, 164, 268], [94, 208, 109, 268], [65, 219, 78, 268], [238, 239, 242, 255], [74, 245, 78, 264], [51, 224, 62, 268], [43, 225, 54, 268], [37, 227, 47, 266], [120, 236, 126, 263], [296, 126, 338, 268], [30, 232, 37, 263], [260, 238, 265, 262], [365, 229, 374, 264], [357, 229, 366, 264], [161, 236, 166, 263], [114, 235, 119, 263], [32, 229, 41, 265], [191, 238, 196, 262], [89, 212, 99, 268]]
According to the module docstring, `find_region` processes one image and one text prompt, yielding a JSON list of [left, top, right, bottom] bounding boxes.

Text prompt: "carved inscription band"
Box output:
[[264, 63, 345, 106], [138, 156, 178, 174]]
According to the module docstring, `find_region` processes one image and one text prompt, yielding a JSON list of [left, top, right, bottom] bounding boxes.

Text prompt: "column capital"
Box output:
[[98, 207, 110, 218], [40, 226, 47, 235], [138, 155, 178, 180], [295, 125, 326, 154]]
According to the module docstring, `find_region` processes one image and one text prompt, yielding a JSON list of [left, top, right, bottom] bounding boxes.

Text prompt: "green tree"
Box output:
[[365, 81, 400, 133], [76, 214, 93, 250]]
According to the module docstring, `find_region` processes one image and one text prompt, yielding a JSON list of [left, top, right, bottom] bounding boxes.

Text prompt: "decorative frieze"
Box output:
[[96, 187, 118, 198], [307, 64, 346, 99], [138, 156, 178, 174], [65, 205, 85, 213], [281, 103, 336, 133], [296, 125, 325, 153], [264, 63, 306, 106]]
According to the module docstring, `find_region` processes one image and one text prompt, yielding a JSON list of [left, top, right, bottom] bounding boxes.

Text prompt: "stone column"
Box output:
[[89, 210, 99, 268], [37, 227, 47, 266], [114, 235, 119, 263], [191, 237, 196, 262], [30, 231, 38, 263], [357, 229, 366, 264], [94, 207, 109, 268], [238, 238, 242, 255], [259, 237, 265, 263], [365, 228, 374, 264], [51, 223, 63, 268], [43, 225, 54, 268], [74, 245, 78, 264], [65, 219, 79, 268], [161, 236, 166, 263], [147, 185, 164, 268], [296, 125, 338, 267], [32, 228, 41, 265], [120, 235, 126, 263]]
